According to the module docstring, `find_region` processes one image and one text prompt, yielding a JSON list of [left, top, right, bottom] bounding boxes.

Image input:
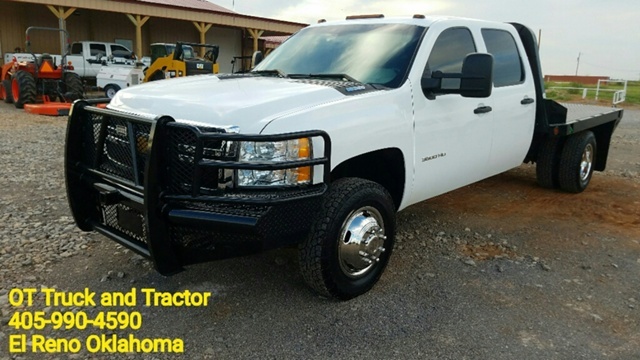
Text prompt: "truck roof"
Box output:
[[311, 15, 505, 28]]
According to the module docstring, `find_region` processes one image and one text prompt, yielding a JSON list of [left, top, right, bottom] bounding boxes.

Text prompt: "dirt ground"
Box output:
[[0, 103, 639, 359]]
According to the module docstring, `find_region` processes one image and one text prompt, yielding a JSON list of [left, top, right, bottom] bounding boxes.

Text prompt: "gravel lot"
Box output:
[[0, 102, 639, 359]]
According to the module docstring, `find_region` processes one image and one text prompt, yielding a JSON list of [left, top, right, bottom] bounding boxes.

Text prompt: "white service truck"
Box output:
[[65, 15, 623, 300]]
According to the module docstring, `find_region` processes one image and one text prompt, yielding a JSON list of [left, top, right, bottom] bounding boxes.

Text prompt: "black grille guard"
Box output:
[[65, 99, 332, 274]]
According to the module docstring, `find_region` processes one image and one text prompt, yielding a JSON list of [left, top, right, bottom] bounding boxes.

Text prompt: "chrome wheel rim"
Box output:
[[580, 143, 594, 182], [338, 206, 386, 279]]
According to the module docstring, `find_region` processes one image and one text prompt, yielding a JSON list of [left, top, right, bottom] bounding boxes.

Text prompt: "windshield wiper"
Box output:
[[289, 73, 360, 83], [251, 69, 288, 78]]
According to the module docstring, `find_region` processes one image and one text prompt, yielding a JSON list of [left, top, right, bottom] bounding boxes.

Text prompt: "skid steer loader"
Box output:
[[143, 42, 219, 82]]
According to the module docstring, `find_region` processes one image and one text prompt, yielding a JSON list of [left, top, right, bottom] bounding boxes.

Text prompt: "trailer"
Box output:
[[97, 64, 145, 99]]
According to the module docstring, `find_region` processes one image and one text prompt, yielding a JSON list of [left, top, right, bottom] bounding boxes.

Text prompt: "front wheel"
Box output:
[[1, 79, 13, 104], [299, 178, 396, 300], [11, 70, 37, 108], [558, 131, 597, 193], [148, 70, 165, 82]]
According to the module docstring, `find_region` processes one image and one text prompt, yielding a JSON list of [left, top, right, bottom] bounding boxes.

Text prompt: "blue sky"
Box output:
[[213, 0, 640, 80]]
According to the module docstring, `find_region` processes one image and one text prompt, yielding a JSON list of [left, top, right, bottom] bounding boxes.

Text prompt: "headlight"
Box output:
[[237, 138, 312, 186]]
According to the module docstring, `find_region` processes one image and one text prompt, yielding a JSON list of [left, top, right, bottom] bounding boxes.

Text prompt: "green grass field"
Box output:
[[545, 80, 640, 107]]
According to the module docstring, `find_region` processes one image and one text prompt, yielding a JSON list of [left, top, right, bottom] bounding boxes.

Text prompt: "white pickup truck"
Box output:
[[65, 15, 623, 300], [68, 41, 139, 80], [4, 41, 138, 82]]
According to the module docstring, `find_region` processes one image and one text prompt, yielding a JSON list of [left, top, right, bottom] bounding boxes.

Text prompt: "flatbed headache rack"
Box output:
[[512, 21, 624, 167], [65, 99, 331, 274]]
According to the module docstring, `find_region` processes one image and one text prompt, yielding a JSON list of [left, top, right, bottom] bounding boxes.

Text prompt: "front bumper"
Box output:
[[65, 100, 331, 275]]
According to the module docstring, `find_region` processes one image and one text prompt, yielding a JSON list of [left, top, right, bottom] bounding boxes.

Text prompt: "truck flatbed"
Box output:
[[561, 103, 622, 124], [550, 102, 623, 135]]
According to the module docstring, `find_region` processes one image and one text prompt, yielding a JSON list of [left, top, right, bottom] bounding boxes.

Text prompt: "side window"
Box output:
[[482, 29, 524, 87], [425, 27, 476, 89], [70, 43, 82, 55], [89, 43, 106, 57], [110, 44, 131, 58]]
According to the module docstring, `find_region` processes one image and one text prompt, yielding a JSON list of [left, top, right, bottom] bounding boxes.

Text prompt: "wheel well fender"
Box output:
[[590, 123, 616, 171], [331, 148, 405, 210]]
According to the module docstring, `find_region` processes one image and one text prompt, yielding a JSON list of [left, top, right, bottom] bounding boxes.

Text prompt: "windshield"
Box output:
[[166, 45, 196, 59], [182, 46, 195, 59], [254, 24, 426, 88]]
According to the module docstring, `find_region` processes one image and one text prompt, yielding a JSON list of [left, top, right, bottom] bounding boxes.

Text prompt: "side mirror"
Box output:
[[422, 53, 494, 99], [251, 51, 264, 68], [459, 53, 493, 98]]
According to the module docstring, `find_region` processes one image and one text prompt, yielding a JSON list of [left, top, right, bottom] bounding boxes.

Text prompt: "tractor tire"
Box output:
[[2, 79, 13, 104], [62, 72, 84, 101], [11, 70, 37, 109], [299, 178, 396, 300], [536, 137, 563, 189], [558, 131, 597, 193]]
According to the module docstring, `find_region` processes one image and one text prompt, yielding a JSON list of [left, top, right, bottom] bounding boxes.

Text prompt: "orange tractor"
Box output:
[[0, 27, 83, 109]]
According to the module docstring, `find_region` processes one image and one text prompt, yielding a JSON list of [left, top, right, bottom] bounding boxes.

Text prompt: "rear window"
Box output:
[[71, 43, 82, 55], [481, 29, 524, 87]]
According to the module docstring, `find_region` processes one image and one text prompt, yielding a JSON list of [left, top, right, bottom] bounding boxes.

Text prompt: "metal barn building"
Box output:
[[0, 0, 306, 73]]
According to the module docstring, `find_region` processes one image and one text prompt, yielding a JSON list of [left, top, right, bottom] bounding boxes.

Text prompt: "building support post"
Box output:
[[193, 22, 213, 56], [126, 14, 150, 58], [246, 28, 264, 53], [47, 5, 76, 54]]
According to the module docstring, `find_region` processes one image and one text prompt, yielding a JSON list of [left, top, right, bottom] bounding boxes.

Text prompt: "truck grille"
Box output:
[[81, 112, 235, 191], [82, 112, 151, 186], [166, 124, 237, 195], [101, 119, 150, 183]]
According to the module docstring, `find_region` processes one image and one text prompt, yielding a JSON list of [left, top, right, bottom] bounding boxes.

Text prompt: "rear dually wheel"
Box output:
[[558, 131, 597, 193]]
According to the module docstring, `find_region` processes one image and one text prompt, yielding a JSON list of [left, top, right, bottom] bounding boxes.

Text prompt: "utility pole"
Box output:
[[537, 29, 542, 50], [575, 52, 581, 76]]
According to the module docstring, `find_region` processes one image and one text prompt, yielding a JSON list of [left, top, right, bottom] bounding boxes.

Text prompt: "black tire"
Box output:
[[104, 84, 121, 99], [11, 70, 37, 109], [62, 72, 84, 101], [2, 79, 13, 104], [299, 178, 396, 300], [149, 70, 165, 81], [536, 137, 563, 189], [558, 131, 597, 193]]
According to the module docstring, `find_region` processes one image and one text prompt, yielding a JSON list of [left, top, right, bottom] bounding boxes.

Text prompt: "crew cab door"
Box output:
[[481, 27, 536, 172], [411, 26, 494, 202]]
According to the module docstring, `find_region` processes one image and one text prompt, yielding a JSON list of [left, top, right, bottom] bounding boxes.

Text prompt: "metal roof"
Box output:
[[261, 35, 290, 48], [7, 0, 307, 33], [132, 0, 236, 15]]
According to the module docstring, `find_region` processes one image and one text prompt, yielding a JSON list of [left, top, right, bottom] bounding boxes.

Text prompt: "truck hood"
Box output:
[[108, 75, 366, 133]]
